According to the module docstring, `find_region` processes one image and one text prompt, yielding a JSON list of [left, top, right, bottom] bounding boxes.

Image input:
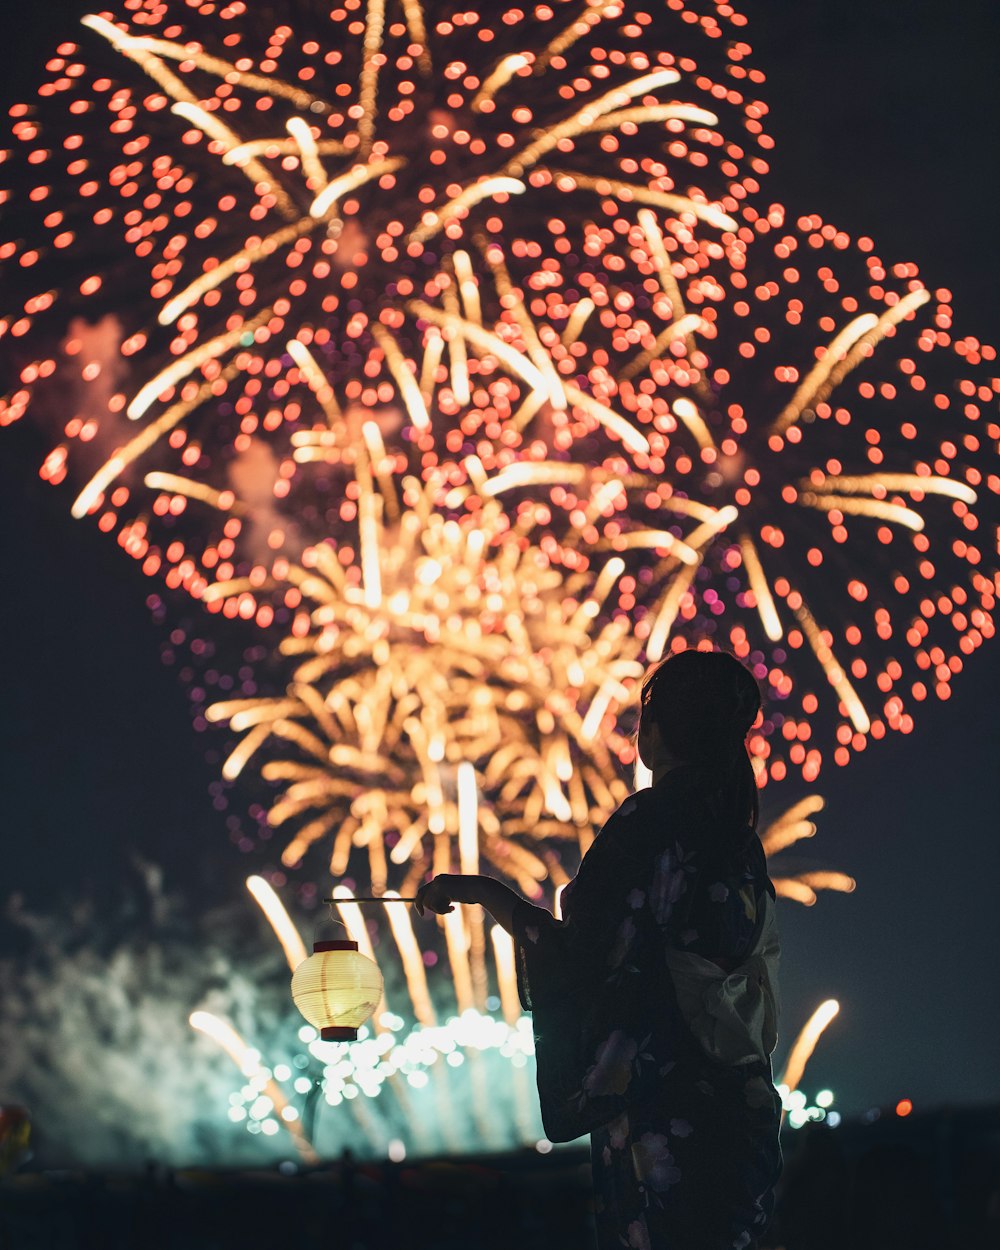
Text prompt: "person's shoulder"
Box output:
[[606, 787, 659, 831], [596, 787, 667, 858], [614, 791, 644, 821]]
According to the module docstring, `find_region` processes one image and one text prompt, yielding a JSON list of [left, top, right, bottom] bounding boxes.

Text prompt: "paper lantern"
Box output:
[[291, 940, 383, 1041]]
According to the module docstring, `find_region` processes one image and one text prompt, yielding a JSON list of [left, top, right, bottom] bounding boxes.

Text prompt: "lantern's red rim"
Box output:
[[321, 1026, 359, 1041], [312, 939, 359, 952]]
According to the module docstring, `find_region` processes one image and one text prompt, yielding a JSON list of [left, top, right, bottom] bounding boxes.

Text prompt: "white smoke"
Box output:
[[0, 862, 289, 1168]]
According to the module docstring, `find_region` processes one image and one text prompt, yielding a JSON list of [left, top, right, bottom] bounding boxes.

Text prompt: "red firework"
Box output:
[[0, 0, 995, 793]]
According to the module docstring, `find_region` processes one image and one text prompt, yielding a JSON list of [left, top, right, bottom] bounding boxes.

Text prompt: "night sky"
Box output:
[[2, 0, 997, 1124]]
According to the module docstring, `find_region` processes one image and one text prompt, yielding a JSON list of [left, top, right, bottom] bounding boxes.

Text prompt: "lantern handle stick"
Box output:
[[322, 895, 418, 903]]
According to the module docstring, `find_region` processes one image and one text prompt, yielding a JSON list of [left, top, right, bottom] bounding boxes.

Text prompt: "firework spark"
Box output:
[[189, 1009, 319, 1163], [779, 998, 841, 1099], [758, 795, 855, 906], [246, 873, 308, 971]]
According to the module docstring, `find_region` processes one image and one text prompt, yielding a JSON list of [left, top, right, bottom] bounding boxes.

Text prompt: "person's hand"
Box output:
[[414, 874, 463, 917]]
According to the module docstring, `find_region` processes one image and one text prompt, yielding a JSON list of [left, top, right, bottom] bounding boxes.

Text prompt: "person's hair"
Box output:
[[640, 648, 762, 852]]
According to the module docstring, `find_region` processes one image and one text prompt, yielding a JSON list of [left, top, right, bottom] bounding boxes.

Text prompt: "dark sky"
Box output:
[[1, 1, 997, 1120]]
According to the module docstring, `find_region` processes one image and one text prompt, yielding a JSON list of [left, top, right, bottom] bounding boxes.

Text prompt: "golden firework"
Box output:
[[206, 485, 640, 892], [759, 796, 855, 907]]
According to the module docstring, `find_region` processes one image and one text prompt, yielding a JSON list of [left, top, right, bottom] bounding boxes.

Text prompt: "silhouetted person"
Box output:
[[417, 649, 783, 1249]]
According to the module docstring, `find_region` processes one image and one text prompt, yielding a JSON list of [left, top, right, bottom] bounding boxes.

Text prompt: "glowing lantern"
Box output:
[[291, 939, 383, 1041]]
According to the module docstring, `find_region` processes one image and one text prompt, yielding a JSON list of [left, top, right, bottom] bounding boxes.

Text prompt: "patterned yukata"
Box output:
[[512, 766, 783, 1250]]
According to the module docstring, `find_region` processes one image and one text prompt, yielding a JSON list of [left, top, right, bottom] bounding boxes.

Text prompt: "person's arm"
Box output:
[[414, 873, 525, 936]]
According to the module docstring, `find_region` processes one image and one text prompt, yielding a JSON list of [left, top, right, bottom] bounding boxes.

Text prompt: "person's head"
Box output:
[[638, 648, 762, 843]]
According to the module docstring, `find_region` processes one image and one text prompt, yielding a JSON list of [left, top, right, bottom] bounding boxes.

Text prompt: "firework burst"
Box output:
[[4, 1, 995, 798], [613, 216, 998, 783], [3, 0, 755, 482], [193, 291, 851, 912], [204, 486, 641, 895]]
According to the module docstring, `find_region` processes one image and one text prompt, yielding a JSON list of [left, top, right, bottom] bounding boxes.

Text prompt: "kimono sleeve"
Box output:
[[510, 799, 674, 1142], [511, 803, 646, 1012]]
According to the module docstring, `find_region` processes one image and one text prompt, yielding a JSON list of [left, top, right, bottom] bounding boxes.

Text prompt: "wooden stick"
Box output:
[[322, 895, 418, 903]]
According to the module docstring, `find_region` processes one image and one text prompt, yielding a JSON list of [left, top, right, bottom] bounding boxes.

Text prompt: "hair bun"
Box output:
[[641, 648, 761, 757]]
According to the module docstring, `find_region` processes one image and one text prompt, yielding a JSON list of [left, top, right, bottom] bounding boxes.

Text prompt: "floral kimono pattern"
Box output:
[[512, 767, 783, 1250]]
